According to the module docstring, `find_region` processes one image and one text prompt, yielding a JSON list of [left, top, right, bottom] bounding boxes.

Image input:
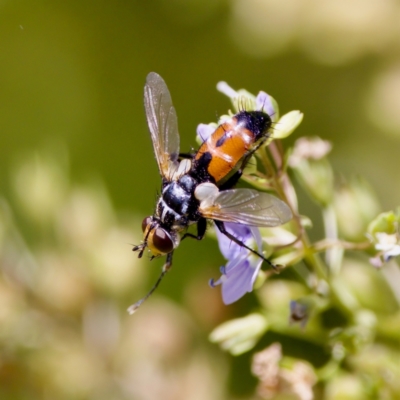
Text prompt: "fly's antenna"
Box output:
[[132, 243, 146, 258], [132, 220, 157, 258], [127, 252, 173, 314]]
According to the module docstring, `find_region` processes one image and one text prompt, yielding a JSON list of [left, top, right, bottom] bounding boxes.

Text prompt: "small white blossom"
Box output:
[[374, 232, 400, 262], [289, 137, 332, 167]]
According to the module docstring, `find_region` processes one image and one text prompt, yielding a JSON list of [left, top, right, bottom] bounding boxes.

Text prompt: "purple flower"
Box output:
[[196, 123, 215, 143], [210, 222, 263, 304], [216, 81, 277, 120], [196, 86, 277, 146], [256, 91, 275, 119]]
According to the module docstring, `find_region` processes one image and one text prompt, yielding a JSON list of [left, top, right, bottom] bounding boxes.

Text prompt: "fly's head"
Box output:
[[133, 216, 179, 258]]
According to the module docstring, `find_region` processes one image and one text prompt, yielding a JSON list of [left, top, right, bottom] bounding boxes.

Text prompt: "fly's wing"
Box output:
[[144, 72, 180, 180], [199, 188, 292, 227]]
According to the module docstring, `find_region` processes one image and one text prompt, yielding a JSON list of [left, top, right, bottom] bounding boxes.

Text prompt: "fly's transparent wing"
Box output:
[[144, 72, 180, 179], [200, 189, 292, 227]]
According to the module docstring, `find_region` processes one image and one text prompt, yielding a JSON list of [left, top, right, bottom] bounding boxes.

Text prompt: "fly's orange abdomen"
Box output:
[[195, 121, 253, 183], [194, 110, 272, 184]]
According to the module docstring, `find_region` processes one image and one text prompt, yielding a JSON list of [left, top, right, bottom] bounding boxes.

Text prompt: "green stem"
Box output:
[[257, 144, 356, 321]]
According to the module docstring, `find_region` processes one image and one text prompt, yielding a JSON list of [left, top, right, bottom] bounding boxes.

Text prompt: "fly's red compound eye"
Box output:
[[153, 228, 174, 254], [141, 216, 152, 232]]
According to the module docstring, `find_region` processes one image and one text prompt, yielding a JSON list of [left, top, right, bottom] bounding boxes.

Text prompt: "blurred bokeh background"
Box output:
[[0, 1, 399, 399]]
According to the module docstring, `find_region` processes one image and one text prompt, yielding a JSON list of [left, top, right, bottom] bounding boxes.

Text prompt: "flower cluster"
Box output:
[[367, 210, 400, 268], [205, 81, 400, 400]]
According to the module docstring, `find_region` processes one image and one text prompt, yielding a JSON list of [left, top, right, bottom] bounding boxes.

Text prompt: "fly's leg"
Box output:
[[181, 218, 207, 241], [214, 220, 278, 270], [127, 251, 174, 314], [218, 170, 243, 191], [218, 150, 259, 191]]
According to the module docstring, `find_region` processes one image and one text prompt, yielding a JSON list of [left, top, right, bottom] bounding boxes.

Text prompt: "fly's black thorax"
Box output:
[[156, 174, 200, 229]]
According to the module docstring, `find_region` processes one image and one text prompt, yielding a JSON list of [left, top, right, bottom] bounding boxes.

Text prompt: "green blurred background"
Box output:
[[0, 0, 399, 399]]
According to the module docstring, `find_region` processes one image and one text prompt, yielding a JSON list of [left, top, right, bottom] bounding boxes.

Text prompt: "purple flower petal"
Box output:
[[222, 257, 263, 304], [249, 226, 263, 251], [211, 222, 264, 304], [196, 123, 215, 142], [215, 222, 253, 260], [256, 91, 275, 118]]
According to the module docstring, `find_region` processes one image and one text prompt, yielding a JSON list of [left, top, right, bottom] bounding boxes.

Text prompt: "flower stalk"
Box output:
[[205, 80, 399, 399]]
